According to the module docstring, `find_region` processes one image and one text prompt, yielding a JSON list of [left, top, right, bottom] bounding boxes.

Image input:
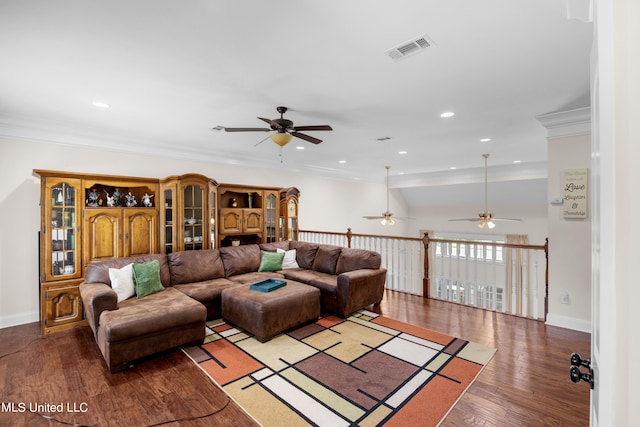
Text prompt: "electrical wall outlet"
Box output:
[[560, 291, 570, 304]]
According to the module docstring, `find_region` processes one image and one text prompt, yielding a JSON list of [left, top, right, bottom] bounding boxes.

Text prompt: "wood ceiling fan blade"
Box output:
[[291, 132, 322, 144], [293, 125, 333, 131], [224, 127, 271, 132], [258, 117, 281, 128]]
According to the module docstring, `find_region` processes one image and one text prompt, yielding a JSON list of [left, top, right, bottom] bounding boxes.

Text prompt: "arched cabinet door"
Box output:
[[124, 209, 157, 257], [84, 209, 121, 262]]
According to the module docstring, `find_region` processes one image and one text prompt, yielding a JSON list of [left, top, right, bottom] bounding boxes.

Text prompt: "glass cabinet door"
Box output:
[[45, 179, 81, 280], [209, 181, 217, 248], [183, 183, 205, 250], [265, 192, 277, 243], [287, 198, 298, 240]]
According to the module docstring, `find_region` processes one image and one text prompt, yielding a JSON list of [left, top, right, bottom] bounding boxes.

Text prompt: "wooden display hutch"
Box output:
[[35, 170, 160, 334], [160, 174, 218, 253], [82, 177, 159, 263], [217, 184, 284, 247]]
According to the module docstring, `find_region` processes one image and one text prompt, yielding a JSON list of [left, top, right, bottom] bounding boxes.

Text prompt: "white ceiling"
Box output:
[[0, 1, 592, 208]]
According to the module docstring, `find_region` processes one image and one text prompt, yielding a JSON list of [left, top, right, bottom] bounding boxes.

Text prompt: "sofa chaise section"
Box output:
[[79, 254, 206, 373]]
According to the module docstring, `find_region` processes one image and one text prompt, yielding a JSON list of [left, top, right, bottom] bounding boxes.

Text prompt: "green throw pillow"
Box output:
[[258, 250, 285, 272], [132, 260, 164, 298]]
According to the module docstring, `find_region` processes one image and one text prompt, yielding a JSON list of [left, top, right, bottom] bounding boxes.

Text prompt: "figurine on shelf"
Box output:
[[105, 190, 115, 207], [112, 188, 122, 207], [86, 188, 99, 207], [125, 192, 137, 207], [141, 192, 154, 207]]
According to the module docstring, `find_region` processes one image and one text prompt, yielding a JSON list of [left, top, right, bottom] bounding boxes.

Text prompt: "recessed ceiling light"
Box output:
[[339, 160, 347, 164], [398, 151, 407, 155], [480, 138, 491, 142], [440, 111, 454, 118], [450, 166, 457, 170], [92, 101, 110, 108], [513, 160, 522, 164], [296, 146, 304, 150]]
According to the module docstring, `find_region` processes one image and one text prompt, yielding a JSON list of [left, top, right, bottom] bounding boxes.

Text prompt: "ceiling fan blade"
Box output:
[[448, 218, 483, 222], [363, 216, 385, 220], [492, 217, 523, 222], [224, 127, 271, 132], [293, 125, 333, 131], [291, 132, 322, 144], [258, 117, 281, 128]]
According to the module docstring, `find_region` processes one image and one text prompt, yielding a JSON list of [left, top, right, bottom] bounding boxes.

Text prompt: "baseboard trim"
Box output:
[[545, 313, 591, 333], [0, 311, 39, 329]]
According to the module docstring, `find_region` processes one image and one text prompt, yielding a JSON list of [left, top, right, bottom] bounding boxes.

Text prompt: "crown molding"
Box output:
[[536, 106, 591, 139]]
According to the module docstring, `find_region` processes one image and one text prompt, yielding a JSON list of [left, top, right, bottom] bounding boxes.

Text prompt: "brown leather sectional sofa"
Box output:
[[79, 241, 387, 372]]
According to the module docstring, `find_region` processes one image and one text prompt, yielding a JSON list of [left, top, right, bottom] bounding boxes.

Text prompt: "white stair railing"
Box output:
[[298, 230, 549, 319], [426, 236, 548, 320]]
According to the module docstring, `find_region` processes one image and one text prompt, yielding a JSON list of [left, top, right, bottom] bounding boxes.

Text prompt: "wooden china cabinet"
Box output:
[[160, 174, 218, 253], [36, 173, 85, 334], [35, 170, 160, 334], [82, 176, 159, 263], [217, 184, 286, 247]]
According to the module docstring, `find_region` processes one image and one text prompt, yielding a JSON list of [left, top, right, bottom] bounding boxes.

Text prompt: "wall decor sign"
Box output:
[[563, 168, 589, 219]]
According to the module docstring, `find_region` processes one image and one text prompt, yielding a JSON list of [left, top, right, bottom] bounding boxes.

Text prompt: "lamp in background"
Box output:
[[270, 132, 293, 147]]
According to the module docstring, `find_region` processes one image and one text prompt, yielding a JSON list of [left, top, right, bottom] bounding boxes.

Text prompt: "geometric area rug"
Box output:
[[182, 310, 496, 427]]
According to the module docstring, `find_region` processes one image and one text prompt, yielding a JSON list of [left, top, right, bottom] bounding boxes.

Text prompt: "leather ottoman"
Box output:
[[221, 280, 320, 342]]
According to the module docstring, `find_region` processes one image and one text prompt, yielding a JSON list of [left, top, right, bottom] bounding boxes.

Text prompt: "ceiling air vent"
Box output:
[[385, 34, 434, 61]]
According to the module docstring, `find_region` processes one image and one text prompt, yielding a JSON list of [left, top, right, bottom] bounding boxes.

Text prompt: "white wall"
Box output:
[[0, 137, 406, 328], [610, 0, 640, 422], [546, 134, 592, 332]]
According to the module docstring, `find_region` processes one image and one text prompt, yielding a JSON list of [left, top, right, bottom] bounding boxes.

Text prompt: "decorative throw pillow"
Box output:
[[132, 260, 164, 298], [109, 263, 135, 302], [258, 250, 285, 272], [277, 248, 300, 269]]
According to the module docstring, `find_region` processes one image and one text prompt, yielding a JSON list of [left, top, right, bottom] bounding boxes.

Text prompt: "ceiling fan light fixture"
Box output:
[[381, 216, 395, 225], [270, 132, 292, 147]]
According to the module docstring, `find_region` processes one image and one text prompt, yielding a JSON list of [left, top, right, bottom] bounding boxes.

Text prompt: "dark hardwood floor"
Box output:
[[0, 290, 590, 426]]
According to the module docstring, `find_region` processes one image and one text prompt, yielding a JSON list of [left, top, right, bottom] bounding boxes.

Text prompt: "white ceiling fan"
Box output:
[[363, 166, 413, 225], [449, 154, 522, 229]]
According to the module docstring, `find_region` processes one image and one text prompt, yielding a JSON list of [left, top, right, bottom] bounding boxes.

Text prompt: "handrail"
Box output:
[[300, 228, 422, 247]]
